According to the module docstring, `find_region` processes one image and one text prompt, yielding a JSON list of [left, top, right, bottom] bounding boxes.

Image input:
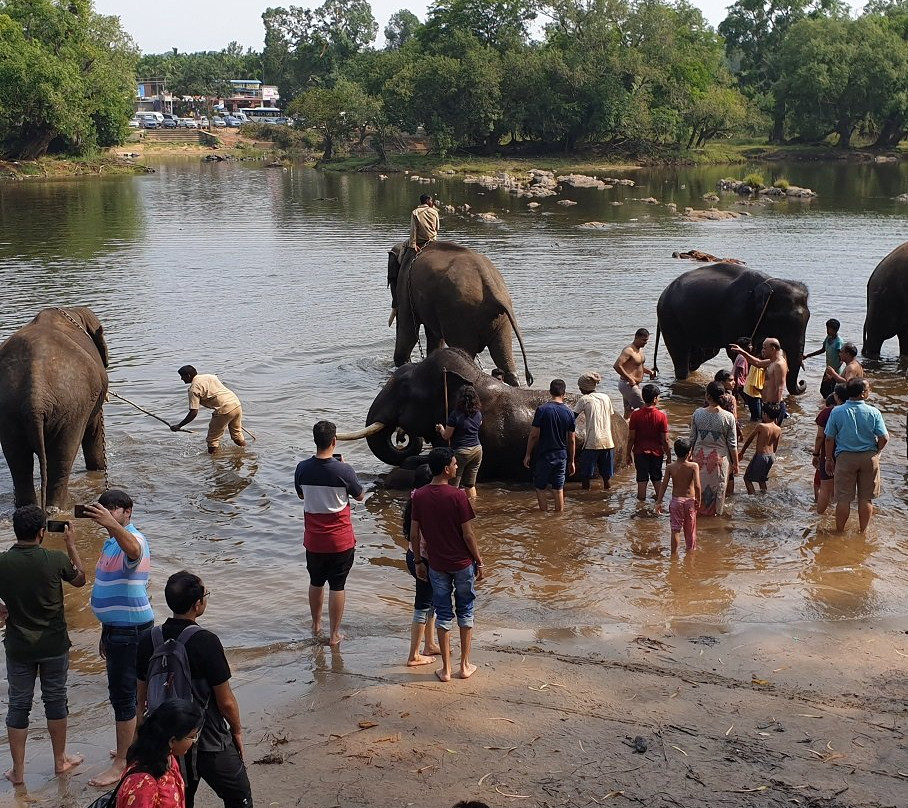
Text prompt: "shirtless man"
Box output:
[[738, 402, 783, 494], [729, 338, 788, 423], [614, 328, 657, 417], [823, 342, 863, 386]]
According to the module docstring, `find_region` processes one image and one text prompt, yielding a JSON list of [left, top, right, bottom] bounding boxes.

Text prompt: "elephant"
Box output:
[[0, 307, 109, 509], [387, 241, 533, 387], [337, 348, 627, 482], [653, 264, 809, 395], [861, 240, 908, 359]]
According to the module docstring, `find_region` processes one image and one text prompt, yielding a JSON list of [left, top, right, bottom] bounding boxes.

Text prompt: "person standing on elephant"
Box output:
[[86, 489, 154, 788], [0, 506, 86, 785], [689, 382, 738, 517], [436, 385, 483, 500], [572, 372, 615, 491], [614, 329, 657, 417], [729, 338, 789, 424], [172, 366, 246, 454], [524, 380, 576, 512]]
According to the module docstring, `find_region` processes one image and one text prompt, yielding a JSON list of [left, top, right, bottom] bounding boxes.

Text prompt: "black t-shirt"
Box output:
[[137, 618, 232, 751]]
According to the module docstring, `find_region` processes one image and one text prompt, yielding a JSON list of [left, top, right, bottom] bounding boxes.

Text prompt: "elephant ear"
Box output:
[[390, 242, 406, 265], [68, 307, 109, 368]]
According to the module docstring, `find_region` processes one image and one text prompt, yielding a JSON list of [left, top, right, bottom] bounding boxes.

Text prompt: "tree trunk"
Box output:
[[322, 135, 334, 161], [873, 115, 905, 149], [835, 117, 852, 148], [769, 98, 786, 145]]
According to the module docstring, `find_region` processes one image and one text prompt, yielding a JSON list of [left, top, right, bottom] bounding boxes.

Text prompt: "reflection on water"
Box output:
[[0, 159, 906, 671]]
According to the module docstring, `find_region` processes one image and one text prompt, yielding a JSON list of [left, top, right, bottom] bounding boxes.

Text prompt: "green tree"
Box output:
[[419, 0, 536, 53], [289, 77, 372, 158], [0, 0, 137, 158], [384, 9, 421, 48]]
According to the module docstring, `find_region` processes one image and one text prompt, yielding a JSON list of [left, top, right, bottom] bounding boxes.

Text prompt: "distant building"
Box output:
[[224, 79, 280, 112], [135, 77, 174, 114]]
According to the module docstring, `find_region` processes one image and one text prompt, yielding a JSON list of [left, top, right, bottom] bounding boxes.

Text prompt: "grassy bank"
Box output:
[[0, 154, 155, 180]]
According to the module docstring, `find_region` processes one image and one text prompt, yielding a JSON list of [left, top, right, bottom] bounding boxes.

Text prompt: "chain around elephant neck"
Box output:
[[749, 281, 775, 343], [54, 307, 111, 493]]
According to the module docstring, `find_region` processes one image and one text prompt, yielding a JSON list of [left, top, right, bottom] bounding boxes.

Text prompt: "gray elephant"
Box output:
[[0, 307, 109, 509], [338, 348, 626, 481], [862, 240, 908, 359], [654, 264, 809, 395], [387, 241, 533, 387]]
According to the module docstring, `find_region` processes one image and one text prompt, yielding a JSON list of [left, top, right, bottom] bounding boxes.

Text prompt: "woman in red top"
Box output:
[[116, 699, 204, 808]]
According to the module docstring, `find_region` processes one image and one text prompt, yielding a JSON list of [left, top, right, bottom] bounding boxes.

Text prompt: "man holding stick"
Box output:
[[171, 366, 247, 453]]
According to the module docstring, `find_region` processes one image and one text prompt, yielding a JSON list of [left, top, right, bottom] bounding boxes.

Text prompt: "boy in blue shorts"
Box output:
[[524, 379, 576, 512]]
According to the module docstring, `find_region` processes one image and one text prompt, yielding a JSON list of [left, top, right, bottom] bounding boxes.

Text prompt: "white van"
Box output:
[[136, 112, 164, 125]]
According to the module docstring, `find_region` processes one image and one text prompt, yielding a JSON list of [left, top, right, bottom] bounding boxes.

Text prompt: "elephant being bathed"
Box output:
[[337, 348, 627, 482], [0, 307, 109, 509]]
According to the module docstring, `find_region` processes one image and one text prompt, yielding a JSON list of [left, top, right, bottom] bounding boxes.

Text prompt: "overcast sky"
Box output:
[[94, 0, 866, 55]]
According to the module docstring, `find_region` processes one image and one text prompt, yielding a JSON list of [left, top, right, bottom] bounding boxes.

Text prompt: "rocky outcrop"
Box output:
[[717, 177, 816, 198], [557, 199, 577, 206], [672, 250, 746, 264], [578, 221, 610, 229], [680, 207, 749, 221], [474, 212, 501, 223], [896, 193, 908, 203]]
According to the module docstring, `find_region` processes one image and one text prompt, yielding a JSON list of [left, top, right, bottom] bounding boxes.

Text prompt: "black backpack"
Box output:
[[145, 625, 203, 712]]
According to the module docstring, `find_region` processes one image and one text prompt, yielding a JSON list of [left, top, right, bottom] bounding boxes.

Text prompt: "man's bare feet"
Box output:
[[327, 632, 344, 646], [423, 643, 441, 655], [407, 654, 436, 667], [458, 662, 477, 679], [4, 768, 24, 785], [311, 622, 322, 637], [435, 668, 451, 682], [89, 760, 125, 788], [55, 753, 84, 775]]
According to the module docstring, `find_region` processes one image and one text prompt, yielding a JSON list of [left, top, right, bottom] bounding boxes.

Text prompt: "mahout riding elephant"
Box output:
[[654, 264, 809, 395], [387, 241, 533, 387], [0, 307, 109, 509], [337, 348, 626, 481], [862, 240, 908, 359]]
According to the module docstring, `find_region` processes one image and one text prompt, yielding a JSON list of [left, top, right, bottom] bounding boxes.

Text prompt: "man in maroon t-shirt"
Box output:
[[626, 383, 671, 500], [410, 447, 484, 683]]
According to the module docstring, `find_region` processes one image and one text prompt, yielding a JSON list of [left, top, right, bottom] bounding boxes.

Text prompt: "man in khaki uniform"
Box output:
[[409, 194, 439, 252], [171, 365, 246, 453]]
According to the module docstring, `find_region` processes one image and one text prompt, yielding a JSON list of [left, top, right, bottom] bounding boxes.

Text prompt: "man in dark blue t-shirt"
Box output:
[[524, 379, 576, 512]]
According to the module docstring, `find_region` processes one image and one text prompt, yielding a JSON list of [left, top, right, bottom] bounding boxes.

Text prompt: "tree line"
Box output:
[[4, 0, 908, 160]]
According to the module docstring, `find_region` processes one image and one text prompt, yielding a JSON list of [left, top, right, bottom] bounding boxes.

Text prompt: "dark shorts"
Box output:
[[633, 453, 664, 483], [102, 620, 154, 722], [184, 739, 253, 808], [744, 453, 775, 483], [406, 549, 434, 614], [5, 652, 69, 729], [306, 548, 355, 590], [579, 448, 614, 481], [534, 452, 567, 490], [818, 457, 834, 481]]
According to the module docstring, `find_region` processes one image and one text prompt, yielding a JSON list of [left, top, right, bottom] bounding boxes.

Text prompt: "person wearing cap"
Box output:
[[572, 372, 616, 491]]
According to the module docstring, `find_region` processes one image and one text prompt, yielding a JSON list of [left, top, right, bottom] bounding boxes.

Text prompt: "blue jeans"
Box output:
[[740, 391, 761, 421], [5, 652, 69, 729], [428, 565, 476, 631], [101, 621, 153, 722], [406, 549, 435, 624]]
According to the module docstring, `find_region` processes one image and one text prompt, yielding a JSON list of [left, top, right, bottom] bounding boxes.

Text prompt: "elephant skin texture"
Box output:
[[0, 307, 109, 509], [354, 348, 627, 482], [654, 263, 809, 395], [387, 241, 533, 387], [862, 240, 908, 359]]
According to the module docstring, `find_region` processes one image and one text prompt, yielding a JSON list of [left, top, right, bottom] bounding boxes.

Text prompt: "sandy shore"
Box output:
[[11, 615, 904, 808]]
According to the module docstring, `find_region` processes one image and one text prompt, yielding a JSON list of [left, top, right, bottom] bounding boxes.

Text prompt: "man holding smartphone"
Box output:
[[294, 421, 364, 646], [0, 505, 86, 785]]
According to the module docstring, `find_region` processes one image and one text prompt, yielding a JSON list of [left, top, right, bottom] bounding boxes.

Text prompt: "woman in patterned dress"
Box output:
[[116, 699, 204, 808], [689, 381, 739, 516]]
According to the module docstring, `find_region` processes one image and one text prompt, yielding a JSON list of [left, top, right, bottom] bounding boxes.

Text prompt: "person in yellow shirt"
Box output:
[[409, 194, 439, 252], [171, 365, 246, 453]]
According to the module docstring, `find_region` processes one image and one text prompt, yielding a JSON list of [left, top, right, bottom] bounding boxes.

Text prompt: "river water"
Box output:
[[0, 158, 907, 690]]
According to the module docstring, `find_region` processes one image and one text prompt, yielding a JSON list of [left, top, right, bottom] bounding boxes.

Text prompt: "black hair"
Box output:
[[705, 381, 725, 404], [427, 446, 455, 475], [825, 318, 840, 330], [455, 384, 481, 416], [99, 489, 133, 511], [762, 402, 781, 420], [635, 328, 650, 339], [402, 464, 433, 539], [834, 382, 848, 403], [674, 438, 691, 459], [825, 393, 836, 407], [846, 377, 867, 399], [549, 379, 566, 397], [126, 699, 204, 778], [313, 420, 336, 451], [165, 571, 205, 614], [641, 383, 660, 404], [841, 342, 858, 357], [177, 365, 197, 378], [737, 337, 752, 351], [13, 505, 45, 541], [419, 194, 432, 204], [714, 369, 732, 383]]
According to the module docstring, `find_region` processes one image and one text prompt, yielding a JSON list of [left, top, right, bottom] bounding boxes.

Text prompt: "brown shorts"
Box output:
[[833, 450, 880, 502]]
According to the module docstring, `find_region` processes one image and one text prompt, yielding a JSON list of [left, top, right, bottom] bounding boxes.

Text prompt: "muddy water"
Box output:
[[0, 159, 906, 688]]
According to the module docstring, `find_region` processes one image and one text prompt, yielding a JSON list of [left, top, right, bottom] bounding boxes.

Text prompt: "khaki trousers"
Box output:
[[207, 405, 245, 449]]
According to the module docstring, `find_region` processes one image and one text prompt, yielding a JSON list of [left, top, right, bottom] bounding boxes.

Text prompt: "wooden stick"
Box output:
[[241, 426, 257, 441], [108, 391, 195, 433], [442, 367, 450, 446]]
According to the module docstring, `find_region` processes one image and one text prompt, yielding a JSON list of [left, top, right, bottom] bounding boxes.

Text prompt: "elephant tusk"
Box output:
[[336, 422, 385, 441]]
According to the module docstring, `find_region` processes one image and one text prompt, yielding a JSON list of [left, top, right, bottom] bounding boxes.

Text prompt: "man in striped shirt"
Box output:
[[86, 489, 153, 787], [295, 421, 364, 646]]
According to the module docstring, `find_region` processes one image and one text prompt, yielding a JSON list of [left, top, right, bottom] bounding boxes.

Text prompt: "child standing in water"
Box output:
[[739, 402, 783, 494], [655, 438, 701, 553]]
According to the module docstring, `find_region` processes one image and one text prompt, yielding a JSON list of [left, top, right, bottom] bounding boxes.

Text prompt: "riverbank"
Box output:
[[13, 616, 907, 808], [0, 154, 155, 181]]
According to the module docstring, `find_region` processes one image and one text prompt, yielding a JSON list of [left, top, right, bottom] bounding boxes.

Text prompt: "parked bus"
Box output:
[[238, 107, 282, 123]]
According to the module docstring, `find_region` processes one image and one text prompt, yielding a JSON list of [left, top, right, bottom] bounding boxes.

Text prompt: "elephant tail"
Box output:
[[503, 305, 534, 387], [34, 418, 48, 512], [653, 320, 662, 375]]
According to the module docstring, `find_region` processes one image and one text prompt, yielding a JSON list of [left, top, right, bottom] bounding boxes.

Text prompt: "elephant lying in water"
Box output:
[[862, 240, 908, 359], [338, 348, 627, 481], [0, 307, 109, 509], [387, 241, 533, 387]]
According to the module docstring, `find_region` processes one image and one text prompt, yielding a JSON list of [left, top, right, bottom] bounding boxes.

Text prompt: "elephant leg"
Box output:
[[668, 344, 691, 380], [394, 306, 419, 367], [899, 329, 908, 358], [44, 429, 83, 510], [81, 401, 107, 471], [487, 317, 519, 386], [425, 330, 444, 354], [1, 432, 38, 507]]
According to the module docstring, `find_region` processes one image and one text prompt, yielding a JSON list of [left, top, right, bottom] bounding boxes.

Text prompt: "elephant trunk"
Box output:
[[336, 422, 385, 441]]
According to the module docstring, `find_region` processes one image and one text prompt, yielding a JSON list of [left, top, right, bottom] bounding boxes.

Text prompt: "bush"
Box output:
[[742, 171, 765, 188], [238, 122, 312, 150], [773, 177, 790, 190]]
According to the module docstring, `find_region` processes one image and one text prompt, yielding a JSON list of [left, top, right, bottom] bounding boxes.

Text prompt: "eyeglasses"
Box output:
[[203, 590, 211, 599]]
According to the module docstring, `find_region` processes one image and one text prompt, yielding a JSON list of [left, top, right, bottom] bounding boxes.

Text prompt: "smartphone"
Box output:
[[74, 504, 90, 518], [332, 453, 343, 462], [46, 520, 68, 532]]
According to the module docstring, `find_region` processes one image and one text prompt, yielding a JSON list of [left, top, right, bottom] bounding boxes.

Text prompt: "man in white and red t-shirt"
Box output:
[[294, 421, 364, 646]]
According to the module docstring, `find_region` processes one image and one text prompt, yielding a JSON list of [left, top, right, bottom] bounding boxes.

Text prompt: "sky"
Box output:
[[95, 0, 867, 55]]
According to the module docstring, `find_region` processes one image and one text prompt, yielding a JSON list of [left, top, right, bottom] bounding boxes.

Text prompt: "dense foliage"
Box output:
[[0, 0, 137, 159]]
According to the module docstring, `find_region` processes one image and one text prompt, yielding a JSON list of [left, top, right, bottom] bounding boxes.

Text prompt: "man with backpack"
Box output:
[[136, 570, 252, 807]]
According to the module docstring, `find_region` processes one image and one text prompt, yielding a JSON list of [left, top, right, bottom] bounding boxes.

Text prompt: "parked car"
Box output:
[[212, 117, 227, 128], [199, 116, 209, 127], [224, 116, 241, 128], [141, 120, 159, 129], [162, 113, 180, 126], [128, 117, 140, 128], [275, 117, 291, 126], [180, 118, 199, 129], [161, 118, 178, 128]]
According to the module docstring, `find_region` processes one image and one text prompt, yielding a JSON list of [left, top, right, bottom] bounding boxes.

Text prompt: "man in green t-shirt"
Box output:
[[0, 505, 86, 785]]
